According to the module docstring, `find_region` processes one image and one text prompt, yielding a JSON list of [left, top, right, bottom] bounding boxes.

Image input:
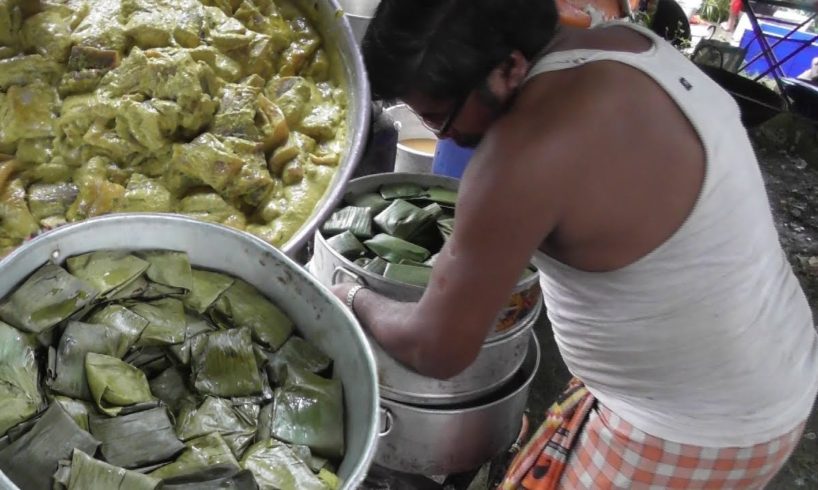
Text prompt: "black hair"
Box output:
[[361, 0, 559, 102]]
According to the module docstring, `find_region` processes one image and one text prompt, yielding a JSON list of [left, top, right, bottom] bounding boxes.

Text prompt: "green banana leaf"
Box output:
[[364, 234, 430, 264], [0, 263, 97, 334], [176, 397, 257, 458], [325, 231, 367, 261], [53, 458, 72, 490], [184, 269, 235, 314], [344, 192, 390, 214], [437, 218, 455, 241], [65, 251, 149, 296], [150, 432, 240, 480], [85, 353, 155, 416], [68, 449, 162, 490], [51, 321, 128, 400], [149, 367, 198, 415], [90, 407, 185, 468], [383, 262, 433, 287], [211, 281, 293, 350], [379, 183, 425, 200], [363, 256, 388, 275], [168, 313, 217, 365], [159, 464, 258, 490], [374, 199, 434, 240], [0, 404, 100, 490], [422, 202, 444, 219], [423, 187, 457, 205], [52, 396, 92, 431], [87, 305, 150, 350], [266, 336, 331, 385], [137, 251, 194, 292], [240, 439, 328, 490], [321, 206, 373, 238], [256, 402, 273, 442], [124, 346, 172, 378], [289, 444, 329, 473], [272, 366, 344, 459], [191, 328, 264, 398], [0, 321, 43, 436], [108, 275, 150, 300], [131, 298, 187, 346]]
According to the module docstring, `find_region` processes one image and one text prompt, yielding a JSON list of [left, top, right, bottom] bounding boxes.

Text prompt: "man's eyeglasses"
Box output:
[[414, 90, 470, 136]]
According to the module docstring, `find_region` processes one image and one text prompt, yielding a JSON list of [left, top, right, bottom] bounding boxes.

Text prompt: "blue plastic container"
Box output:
[[432, 139, 474, 179]]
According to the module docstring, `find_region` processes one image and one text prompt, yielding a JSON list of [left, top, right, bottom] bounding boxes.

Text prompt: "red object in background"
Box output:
[[730, 0, 743, 15], [556, 0, 641, 27]]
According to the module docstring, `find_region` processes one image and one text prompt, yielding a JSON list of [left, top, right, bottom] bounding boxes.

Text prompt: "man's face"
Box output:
[[403, 86, 507, 148]]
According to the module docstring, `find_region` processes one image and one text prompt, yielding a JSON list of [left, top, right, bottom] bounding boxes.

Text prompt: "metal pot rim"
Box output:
[[380, 333, 541, 415], [281, 0, 371, 257], [0, 213, 381, 490]]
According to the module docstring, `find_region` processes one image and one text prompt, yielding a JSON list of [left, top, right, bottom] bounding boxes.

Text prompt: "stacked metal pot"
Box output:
[[310, 173, 543, 476]]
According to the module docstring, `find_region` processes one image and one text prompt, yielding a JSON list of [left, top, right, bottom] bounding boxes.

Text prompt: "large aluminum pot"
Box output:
[[376, 334, 541, 476], [311, 172, 543, 342], [376, 317, 534, 406], [0, 214, 379, 490], [337, 0, 380, 44], [280, 0, 371, 258]]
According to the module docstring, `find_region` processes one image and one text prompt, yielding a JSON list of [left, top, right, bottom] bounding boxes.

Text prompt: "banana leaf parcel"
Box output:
[[85, 352, 155, 416], [326, 231, 367, 261], [137, 251, 194, 293], [373, 199, 434, 240], [364, 234, 430, 264], [52, 396, 92, 431], [0, 263, 97, 333], [0, 321, 43, 435], [65, 251, 149, 296], [168, 313, 217, 365], [191, 328, 263, 398], [321, 206, 373, 238], [211, 280, 293, 350], [0, 404, 100, 490], [68, 449, 162, 490], [266, 337, 332, 385], [149, 367, 197, 415], [90, 407, 185, 468], [86, 305, 150, 351], [272, 366, 344, 459], [176, 397, 257, 458], [130, 298, 187, 346], [240, 439, 327, 490], [150, 432, 240, 480], [184, 269, 235, 314], [51, 321, 128, 400]]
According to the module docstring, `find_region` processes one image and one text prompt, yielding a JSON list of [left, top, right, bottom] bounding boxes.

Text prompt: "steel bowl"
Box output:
[[0, 214, 379, 489]]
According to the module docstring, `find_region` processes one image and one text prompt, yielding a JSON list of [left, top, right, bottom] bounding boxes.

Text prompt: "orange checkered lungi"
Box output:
[[502, 379, 806, 489]]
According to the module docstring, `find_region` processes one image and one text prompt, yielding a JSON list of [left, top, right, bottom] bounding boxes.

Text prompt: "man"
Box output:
[[333, 0, 818, 487]]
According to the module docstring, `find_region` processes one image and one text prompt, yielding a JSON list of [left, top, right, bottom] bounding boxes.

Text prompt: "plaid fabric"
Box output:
[[502, 379, 806, 490], [501, 378, 596, 490]]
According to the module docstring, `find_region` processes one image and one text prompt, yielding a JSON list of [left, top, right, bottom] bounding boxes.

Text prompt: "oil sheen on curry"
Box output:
[[0, 0, 349, 256]]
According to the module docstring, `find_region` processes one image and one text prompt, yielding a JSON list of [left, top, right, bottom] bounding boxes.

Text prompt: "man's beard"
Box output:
[[451, 83, 512, 148]]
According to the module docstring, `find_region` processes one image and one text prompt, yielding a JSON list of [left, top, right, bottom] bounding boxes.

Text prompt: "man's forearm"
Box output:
[[350, 288, 470, 379]]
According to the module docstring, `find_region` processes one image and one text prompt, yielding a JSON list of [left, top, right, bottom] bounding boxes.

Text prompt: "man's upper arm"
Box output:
[[409, 117, 579, 367]]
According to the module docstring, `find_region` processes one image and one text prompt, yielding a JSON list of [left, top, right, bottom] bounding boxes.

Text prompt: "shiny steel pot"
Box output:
[[375, 317, 534, 406], [375, 334, 541, 476], [0, 215, 379, 490], [280, 0, 371, 258], [311, 172, 543, 342], [386, 104, 437, 174], [337, 0, 380, 44]]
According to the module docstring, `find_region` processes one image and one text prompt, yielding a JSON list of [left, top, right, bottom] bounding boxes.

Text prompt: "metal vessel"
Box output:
[[375, 334, 541, 476], [0, 214, 380, 490]]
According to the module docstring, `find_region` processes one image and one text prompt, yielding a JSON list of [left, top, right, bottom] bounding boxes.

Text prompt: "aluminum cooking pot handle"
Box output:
[[332, 265, 367, 286], [379, 406, 394, 437]]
